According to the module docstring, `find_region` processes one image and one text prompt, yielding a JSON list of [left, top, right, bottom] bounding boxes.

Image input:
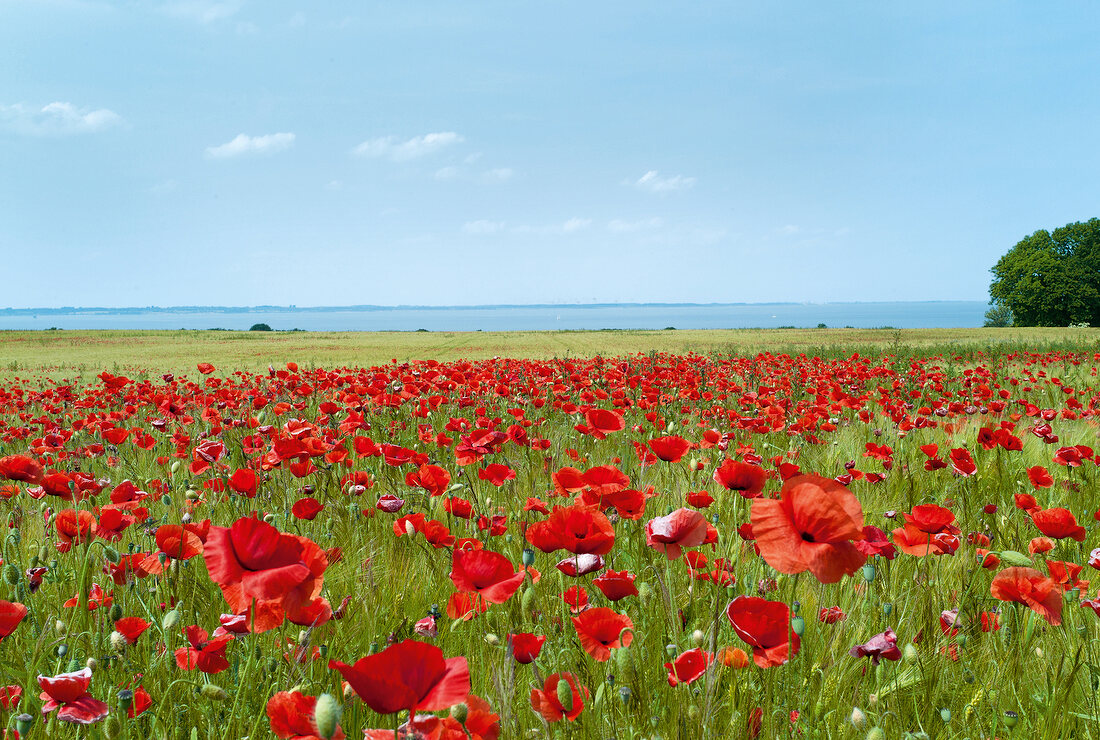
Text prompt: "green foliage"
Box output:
[[983, 303, 1013, 327], [989, 219, 1100, 326], [249, 322, 273, 332]]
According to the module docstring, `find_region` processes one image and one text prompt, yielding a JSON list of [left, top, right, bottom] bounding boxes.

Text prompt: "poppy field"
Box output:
[[1, 344, 1100, 739]]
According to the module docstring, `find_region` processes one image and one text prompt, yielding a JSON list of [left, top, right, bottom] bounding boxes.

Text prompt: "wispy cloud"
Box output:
[[0, 101, 123, 136], [482, 167, 513, 183], [205, 132, 295, 158], [463, 220, 504, 235], [634, 170, 695, 193], [162, 0, 242, 23], [353, 132, 463, 161], [608, 217, 664, 233], [776, 224, 800, 235], [562, 218, 592, 233], [434, 166, 459, 180]]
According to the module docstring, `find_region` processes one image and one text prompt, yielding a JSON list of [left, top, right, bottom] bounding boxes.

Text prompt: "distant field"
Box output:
[[0, 327, 1097, 378]]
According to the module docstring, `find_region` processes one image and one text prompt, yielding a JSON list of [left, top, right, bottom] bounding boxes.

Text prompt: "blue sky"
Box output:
[[2, 1, 1098, 308]]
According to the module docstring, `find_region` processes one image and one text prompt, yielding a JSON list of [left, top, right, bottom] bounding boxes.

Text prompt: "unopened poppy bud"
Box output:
[[181, 512, 192, 524], [162, 608, 180, 631], [2, 564, 19, 585], [791, 616, 805, 637], [484, 633, 500, 646], [161, 494, 172, 506], [556, 678, 574, 712], [939, 708, 951, 723], [688, 705, 701, 721], [903, 643, 919, 662], [55, 619, 67, 635], [404, 520, 417, 538], [522, 548, 536, 567], [850, 707, 866, 728], [103, 715, 122, 739], [691, 629, 705, 647], [200, 684, 228, 700], [110, 603, 123, 621], [185, 489, 199, 501], [343, 683, 356, 701], [450, 702, 468, 725], [866, 728, 886, 740], [86, 657, 98, 671], [103, 546, 120, 564], [171, 461, 181, 474], [313, 693, 341, 739], [638, 583, 653, 603], [37, 545, 49, 561], [521, 586, 536, 614], [263, 513, 276, 524], [110, 631, 129, 652]]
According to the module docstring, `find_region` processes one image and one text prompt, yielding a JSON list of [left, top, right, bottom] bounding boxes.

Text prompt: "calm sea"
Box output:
[[0, 302, 988, 331]]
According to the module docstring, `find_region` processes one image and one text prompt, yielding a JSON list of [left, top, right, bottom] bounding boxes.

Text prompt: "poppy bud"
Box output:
[[866, 728, 886, 740], [161, 494, 172, 506], [791, 615, 805, 637], [939, 708, 951, 723], [313, 693, 341, 740], [850, 707, 866, 728], [110, 631, 128, 652], [171, 461, 181, 474], [343, 683, 356, 701], [162, 608, 180, 631], [55, 619, 67, 635], [485, 633, 500, 646], [688, 705, 701, 721], [903, 643, 919, 662], [56, 643, 68, 657], [615, 644, 632, 672], [181, 512, 192, 524], [263, 513, 276, 524], [691, 629, 705, 647], [200, 684, 228, 700], [556, 678, 574, 712], [1, 564, 19, 586], [185, 489, 199, 501], [521, 586, 536, 614], [103, 715, 122, 739], [404, 520, 417, 538], [103, 546, 120, 564], [638, 582, 653, 603], [450, 703, 468, 725], [86, 658, 97, 671], [38, 544, 49, 563]]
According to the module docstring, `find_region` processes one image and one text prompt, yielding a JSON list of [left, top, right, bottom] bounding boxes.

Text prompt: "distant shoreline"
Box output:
[[0, 299, 986, 315]]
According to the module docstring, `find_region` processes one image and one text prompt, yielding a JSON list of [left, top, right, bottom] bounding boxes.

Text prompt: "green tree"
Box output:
[[983, 303, 1013, 327], [249, 322, 273, 332], [989, 218, 1100, 326]]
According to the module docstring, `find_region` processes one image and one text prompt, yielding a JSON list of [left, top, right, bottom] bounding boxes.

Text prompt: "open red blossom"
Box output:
[[949, 447, 977, 476], [174, 625, 232, 673], [447, 591, 488, 620], [55, 509, 97, 553], [648, 436, 692, 463], [525, 504, 615, 556], [593, 569, 638, 601], [0, 454, 44, 484], [555, 553, 604, 577], [1027, 466, 1054, 489], [530, 673, 587, 722], [266, 691, 346, 740], [0, 601, 28, 640], [1031, 508, 1086, 541], [0, 684, 20, 710], [127, 686, 152, 718], [750, 474, 866, 583], [991, 567, 1063, 625], [571, 607, 633, 661], [406, 464, 451, 496], [38, 667, 109, 725], [665, 648, 712, 686], [477, 463, 516, 487], [329, 639, 470, 715], [228, 469, 258, 497], [686, 490, 715, 508], [113, 616, 151, 645], [854, 525, 897, 560], [197, 362, 215, 374], [578, 408, 625, 439], [725, 596, 800, 668], [291, 497, 324, 520], [645, 508, 709, 560], [849, 628, 902, 665], [508, 633, 546, 664], [449, 549, 525, 604], [713, 459, 767, 498]]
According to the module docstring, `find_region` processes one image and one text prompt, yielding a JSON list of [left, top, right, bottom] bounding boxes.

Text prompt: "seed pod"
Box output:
[[791, 615, 805, 637], [522, 548, 536, 567], [691, 629, 705, 647], [861, 563, 876, 582]]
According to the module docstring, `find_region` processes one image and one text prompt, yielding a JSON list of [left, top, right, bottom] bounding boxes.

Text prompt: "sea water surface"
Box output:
[[0, 302, 988, 332]]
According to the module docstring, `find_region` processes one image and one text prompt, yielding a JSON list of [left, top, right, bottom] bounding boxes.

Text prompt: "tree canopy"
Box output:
[[988, 218, 1100, 327]]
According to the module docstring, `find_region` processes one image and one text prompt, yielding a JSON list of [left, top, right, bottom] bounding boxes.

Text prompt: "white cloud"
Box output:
[[0, 101, 123, 136], [562, 218, 592, 233], [352, 132, 463, 161], [324, 180, 343, 191], [162, 0, 242, 23], [483, 167, 513, 182], [608, 217, 663, 233], [434, 166, 459, 180], [205, 132, 295, 158], [463, 220, 504, 235], [777, 224, 800, 236], [634, 170, 695, 193]]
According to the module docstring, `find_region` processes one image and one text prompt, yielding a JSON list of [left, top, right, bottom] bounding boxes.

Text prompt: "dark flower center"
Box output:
[[801, 532, 816, 542]]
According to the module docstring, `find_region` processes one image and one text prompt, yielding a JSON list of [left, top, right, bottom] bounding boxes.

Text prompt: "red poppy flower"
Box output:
[[267, 691, 346, 740], [645, 508, 709, 560], [555, 553, 604, 577], [113, 616, 151, 645], [197, 362, 215, 374], [648, 436, 691, 463], [579, 408, 625, 439], [174, 625, 232, 673], [127, 686, 153, 719], [0, 454, 43, 484], [819, 606, 846, 624], [990, 567, 1062, 625], [37, 667, 109, 725], [530, 673, 587, 722], [562, 586, 589, 613], [449, 549, 525, 605], [291, 497, 324, 521], [665, 648, 712, 686], [228, 469, 258, 498], [0, 685, 20, 710], [1027, 466, 1054, 489], [949, 447, 977, 476], [0, 601, 28, 640], [713, 459, 767, 498], [725, 596, 800, 668], [447, 591, 488, 621], [508, 633, 546, 664], [749, 474, 866, 583], [329, 639, 470, 715], [1031, 508, 1086, 541], [571, 607, 633, 661], [849, 629, 902, 665], [686, 490, 714, 509], [155, 520, 210, 560], [204, 516, 318, 609], [525, 505, 615, 556], [55, 509, 97, 553], [477, 463, 516, 487], [853, 526, 897, 560], [405, 464, 452, 496], [593, 570, 638, 601]]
